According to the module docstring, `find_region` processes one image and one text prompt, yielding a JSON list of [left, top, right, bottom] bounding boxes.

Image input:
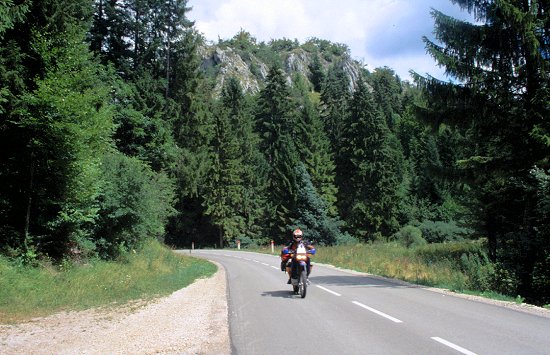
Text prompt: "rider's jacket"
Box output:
[[281, 240, 314, 263], [285, 240, 314, 252]]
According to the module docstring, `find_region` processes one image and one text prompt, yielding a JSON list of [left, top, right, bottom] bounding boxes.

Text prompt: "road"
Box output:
[[190, 249, 550, 355]]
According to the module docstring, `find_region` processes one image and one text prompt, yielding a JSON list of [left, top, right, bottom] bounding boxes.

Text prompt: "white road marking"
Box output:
[[431, 337, 477, 355], [271, 266, 279, 270], [261, 262, 269, 266], [352, 301, 403, 323], [253, 260, 260, 263], [316, 285, 341, 296]]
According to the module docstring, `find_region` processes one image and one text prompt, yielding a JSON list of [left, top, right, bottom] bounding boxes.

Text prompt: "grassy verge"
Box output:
[[0, 239, 216, 323], [250, 242, 525, 304]]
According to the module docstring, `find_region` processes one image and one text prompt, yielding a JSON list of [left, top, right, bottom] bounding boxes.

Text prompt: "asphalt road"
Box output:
[[190, 249, 550, 355]]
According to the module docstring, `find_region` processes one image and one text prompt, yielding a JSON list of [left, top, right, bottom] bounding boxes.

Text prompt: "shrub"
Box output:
[[414, 240, 487, 264], [94, 152, 176, 259], [417, 220, 472, 243], [460, 252, 494, 291], [393, 225, 426, 248]]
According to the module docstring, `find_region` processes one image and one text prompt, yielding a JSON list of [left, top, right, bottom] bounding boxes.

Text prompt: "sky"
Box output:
[[187, 0, 477, 82]]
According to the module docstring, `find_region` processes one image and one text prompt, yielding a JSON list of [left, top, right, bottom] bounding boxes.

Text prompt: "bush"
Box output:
[[93, 152, 176, 259], [460, 253, 494, 291], [417, 220, 472, 243], [414, 240, 487, 264], [393, 225, 426, 248]]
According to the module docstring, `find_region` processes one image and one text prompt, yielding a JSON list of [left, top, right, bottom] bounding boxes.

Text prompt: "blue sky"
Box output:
[[187, 0, 476, 82]]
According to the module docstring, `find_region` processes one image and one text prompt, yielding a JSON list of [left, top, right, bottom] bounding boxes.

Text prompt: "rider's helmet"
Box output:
[[292, 228, 303, 242]]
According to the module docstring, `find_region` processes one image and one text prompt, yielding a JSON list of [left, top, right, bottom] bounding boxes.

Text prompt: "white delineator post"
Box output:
[[237, 239, 241, 250], [271, 240, 274, 253]]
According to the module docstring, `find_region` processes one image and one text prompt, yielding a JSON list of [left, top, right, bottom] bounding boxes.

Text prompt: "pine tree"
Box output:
[[369, 67, 403, 131], [292, 75, 339, 216], [416, 0, 549, 303], [256, 65, 300, 240], [18, 27, 114, 259], [203, 99, 244, 247], [308, 54, 325, 92], [320, 63, 351, 151], [338, 79, 404, 239], [0, 0, 113, 259], [221, 78, 269, 240], [291, 163, 346, 245]]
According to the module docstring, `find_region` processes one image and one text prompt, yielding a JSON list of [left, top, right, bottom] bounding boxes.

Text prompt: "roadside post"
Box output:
[[237, 239, 241, 250], [271, 240, 274, 253]]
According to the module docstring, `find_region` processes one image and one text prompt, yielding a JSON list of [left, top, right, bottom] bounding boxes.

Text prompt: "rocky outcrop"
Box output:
[[199, 44, 365, 96]]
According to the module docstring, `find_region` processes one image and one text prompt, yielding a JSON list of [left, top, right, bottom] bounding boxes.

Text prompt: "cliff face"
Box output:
[[198, 43, 365, 95]]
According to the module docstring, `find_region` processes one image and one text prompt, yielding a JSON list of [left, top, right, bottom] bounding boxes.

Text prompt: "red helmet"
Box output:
[[292, 228, 303, 241]]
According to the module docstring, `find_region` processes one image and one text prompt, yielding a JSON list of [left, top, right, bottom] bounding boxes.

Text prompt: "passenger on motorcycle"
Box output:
[[280, 228, 315, 284]]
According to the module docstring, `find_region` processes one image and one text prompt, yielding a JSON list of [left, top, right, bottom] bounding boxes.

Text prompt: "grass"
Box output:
[[0, 239, 216, 323], [250, 241, 523, 304]]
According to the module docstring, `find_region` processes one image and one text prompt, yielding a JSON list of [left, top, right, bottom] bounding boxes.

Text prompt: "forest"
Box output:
[[0, 0, 548, 305]]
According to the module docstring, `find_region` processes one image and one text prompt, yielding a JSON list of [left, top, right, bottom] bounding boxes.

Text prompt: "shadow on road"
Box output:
[[310, 275, 419, 289], [261, 290, 296, 298]]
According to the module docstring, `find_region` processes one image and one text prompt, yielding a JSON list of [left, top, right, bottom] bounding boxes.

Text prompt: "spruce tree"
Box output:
[[416, 0, 549, 303], [338, 79, 404, 239], [291, 163, 346, 245], [320, 63, 351, 151], [293, 76, 339, 216], [203, 94, 244, 248], [256, 65, 300, 240], [369, 67, 403, 131], [222, 78, 269, 240], [308, 54, 325, 92]]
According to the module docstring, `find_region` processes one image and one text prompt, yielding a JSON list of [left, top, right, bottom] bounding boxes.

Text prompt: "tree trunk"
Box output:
[[219, 226, 224, 249], [24, 151, 35, 251]]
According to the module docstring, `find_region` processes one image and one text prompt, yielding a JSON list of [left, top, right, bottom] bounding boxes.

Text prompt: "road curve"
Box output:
[[190, 249, 550, 355]]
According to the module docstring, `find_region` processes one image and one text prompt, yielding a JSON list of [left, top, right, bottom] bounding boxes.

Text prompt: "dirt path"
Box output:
[[0, 263, 230, 355]]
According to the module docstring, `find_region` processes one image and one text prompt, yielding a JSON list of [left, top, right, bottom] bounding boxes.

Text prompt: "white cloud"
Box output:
[[188, 0, 475, 81]]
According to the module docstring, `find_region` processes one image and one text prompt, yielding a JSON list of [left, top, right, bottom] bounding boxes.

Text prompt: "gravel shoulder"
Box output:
[[0, 261, 230, 355]]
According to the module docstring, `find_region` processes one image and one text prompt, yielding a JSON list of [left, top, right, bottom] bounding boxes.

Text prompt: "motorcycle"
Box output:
[[281, 242, 316, 298]]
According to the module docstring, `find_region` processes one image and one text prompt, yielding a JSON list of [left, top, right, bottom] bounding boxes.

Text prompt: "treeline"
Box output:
[[0, 0, 548, 304]]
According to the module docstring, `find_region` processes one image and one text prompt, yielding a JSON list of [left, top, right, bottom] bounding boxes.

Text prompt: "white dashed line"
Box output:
[[431, 337, 477, 355], [352, 301, 403, 323], [316, 285, 341, 296]]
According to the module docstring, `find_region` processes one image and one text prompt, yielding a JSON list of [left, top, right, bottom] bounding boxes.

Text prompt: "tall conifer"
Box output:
[[416, 0, 549, 302], [338, 79, 403, 239], [256, 65, 300, 240]]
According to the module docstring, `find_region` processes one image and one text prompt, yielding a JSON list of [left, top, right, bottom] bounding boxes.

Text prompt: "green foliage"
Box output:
[[292, 75, 339, 216], [308, 54, 325, 92], [94, 152, 176, 259], [414, 240, 488, 265], [256, 65, 300, 238], [0, 0, 30, 37], [320, 63, 351, 149], [416, 220, 472, 243], [337, 78, 404, 238], [459, 252, 494, 291], [291, 163, 347, 245], [416, 0, 550, 304], [15, 26, 114, 258], [393, 225, 426, 248]]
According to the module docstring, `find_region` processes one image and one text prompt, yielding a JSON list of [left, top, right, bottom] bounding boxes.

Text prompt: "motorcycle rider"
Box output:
[[280, 228, 315, 284]]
